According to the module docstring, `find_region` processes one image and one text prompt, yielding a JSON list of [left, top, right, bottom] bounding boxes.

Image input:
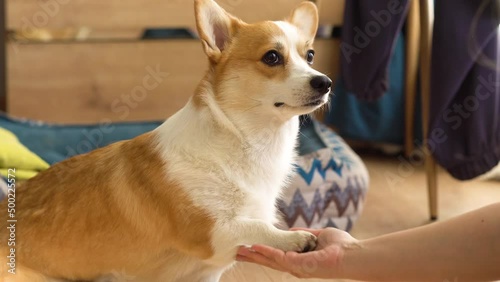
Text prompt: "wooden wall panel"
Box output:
[[8, 39, 339, 124], [314, 39, 340, 79], [8, 40, 207, 123], [317, 0, 345, 26], [6, 0, 307, 31]]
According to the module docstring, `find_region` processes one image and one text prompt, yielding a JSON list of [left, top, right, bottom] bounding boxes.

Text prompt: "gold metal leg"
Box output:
[[404, 0, 421, 157], [426, 153, 438, 220], [419, 0, 438, 221]]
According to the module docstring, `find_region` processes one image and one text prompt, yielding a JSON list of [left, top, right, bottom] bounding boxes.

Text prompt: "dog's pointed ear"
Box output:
[[195, 0, 240, 62], [288, 1, 319, 42]]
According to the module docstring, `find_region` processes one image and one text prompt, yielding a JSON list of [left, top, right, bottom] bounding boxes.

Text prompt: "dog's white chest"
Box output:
[[157, 107, 298, 222]]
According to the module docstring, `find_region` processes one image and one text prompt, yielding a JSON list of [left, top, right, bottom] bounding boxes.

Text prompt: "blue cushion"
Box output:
[[0, 113, 160, 165]]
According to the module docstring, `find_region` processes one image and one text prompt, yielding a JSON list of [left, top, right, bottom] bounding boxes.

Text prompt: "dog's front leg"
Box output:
[[212, 217, 317, 260]]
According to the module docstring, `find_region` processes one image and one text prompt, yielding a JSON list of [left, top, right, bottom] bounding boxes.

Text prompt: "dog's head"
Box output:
[[194, 0, 331, 121]]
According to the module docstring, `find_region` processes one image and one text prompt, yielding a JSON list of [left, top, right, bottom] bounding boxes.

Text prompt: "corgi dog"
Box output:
[[0, 0, 332, 281]]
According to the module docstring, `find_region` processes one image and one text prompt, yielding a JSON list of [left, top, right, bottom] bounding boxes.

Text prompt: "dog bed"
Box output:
[[0, 113, 369, 232], [0, 113, 161, 165]]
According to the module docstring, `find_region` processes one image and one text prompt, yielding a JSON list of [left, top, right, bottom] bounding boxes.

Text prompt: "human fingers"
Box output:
[[236, 246, 287, 272]]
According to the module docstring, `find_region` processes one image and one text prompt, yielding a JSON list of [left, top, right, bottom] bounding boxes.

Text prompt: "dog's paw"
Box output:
[[279, 230, 317, 253]]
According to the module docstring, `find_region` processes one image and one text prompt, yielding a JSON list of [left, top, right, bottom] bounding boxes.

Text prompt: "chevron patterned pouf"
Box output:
[[278, 120, 369, 232]]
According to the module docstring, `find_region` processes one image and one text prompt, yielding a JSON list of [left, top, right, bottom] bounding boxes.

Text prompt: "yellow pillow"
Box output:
[[0, 169, 39, 180], [0, 128, 49, 179]]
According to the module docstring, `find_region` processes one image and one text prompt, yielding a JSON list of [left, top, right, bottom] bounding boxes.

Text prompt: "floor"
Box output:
[[351, 153, 500, 239], [221, 153, 500, 282]]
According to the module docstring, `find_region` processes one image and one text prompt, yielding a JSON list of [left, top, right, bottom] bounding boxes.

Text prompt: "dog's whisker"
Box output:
[[243, 103, 262, 112], [245, 97, 261, 103], [298, 130, 312, 142], [221, 76, 241, 82]]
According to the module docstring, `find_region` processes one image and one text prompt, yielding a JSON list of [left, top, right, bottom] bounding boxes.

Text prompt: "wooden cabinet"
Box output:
[[5, 0, 344, 124]]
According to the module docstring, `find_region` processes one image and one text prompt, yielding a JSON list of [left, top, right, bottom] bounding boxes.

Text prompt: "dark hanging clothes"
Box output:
[[339, 0, 410, 101], [429, 0, 500, 180], [338, 0, 500, 180]]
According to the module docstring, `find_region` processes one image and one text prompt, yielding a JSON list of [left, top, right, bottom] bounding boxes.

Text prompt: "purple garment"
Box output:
[[429, 0, 500, 180], [340, 0, 410, 100]]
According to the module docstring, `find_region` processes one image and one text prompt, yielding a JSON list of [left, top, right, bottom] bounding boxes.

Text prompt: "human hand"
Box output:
[[236, 228, 358, 279]]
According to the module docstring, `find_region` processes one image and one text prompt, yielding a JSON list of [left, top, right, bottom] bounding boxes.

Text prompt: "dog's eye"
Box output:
[[306, 50, 315, 64], [262, 51, 282, 66]]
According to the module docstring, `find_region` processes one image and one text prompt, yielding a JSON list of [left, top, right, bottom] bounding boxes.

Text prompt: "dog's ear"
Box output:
[[194, 0, 240, 63], [288, 1, 319, 42]]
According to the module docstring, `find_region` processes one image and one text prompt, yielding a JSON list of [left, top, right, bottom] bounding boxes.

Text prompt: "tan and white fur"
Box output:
[[0, 1, 332, 281]]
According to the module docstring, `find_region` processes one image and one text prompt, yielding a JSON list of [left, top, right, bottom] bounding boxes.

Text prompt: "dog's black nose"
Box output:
[[310, 75, 332, 94]]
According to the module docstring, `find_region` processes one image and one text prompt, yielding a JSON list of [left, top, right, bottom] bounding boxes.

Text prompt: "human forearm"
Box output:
[[341, 203, 500, 282]]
